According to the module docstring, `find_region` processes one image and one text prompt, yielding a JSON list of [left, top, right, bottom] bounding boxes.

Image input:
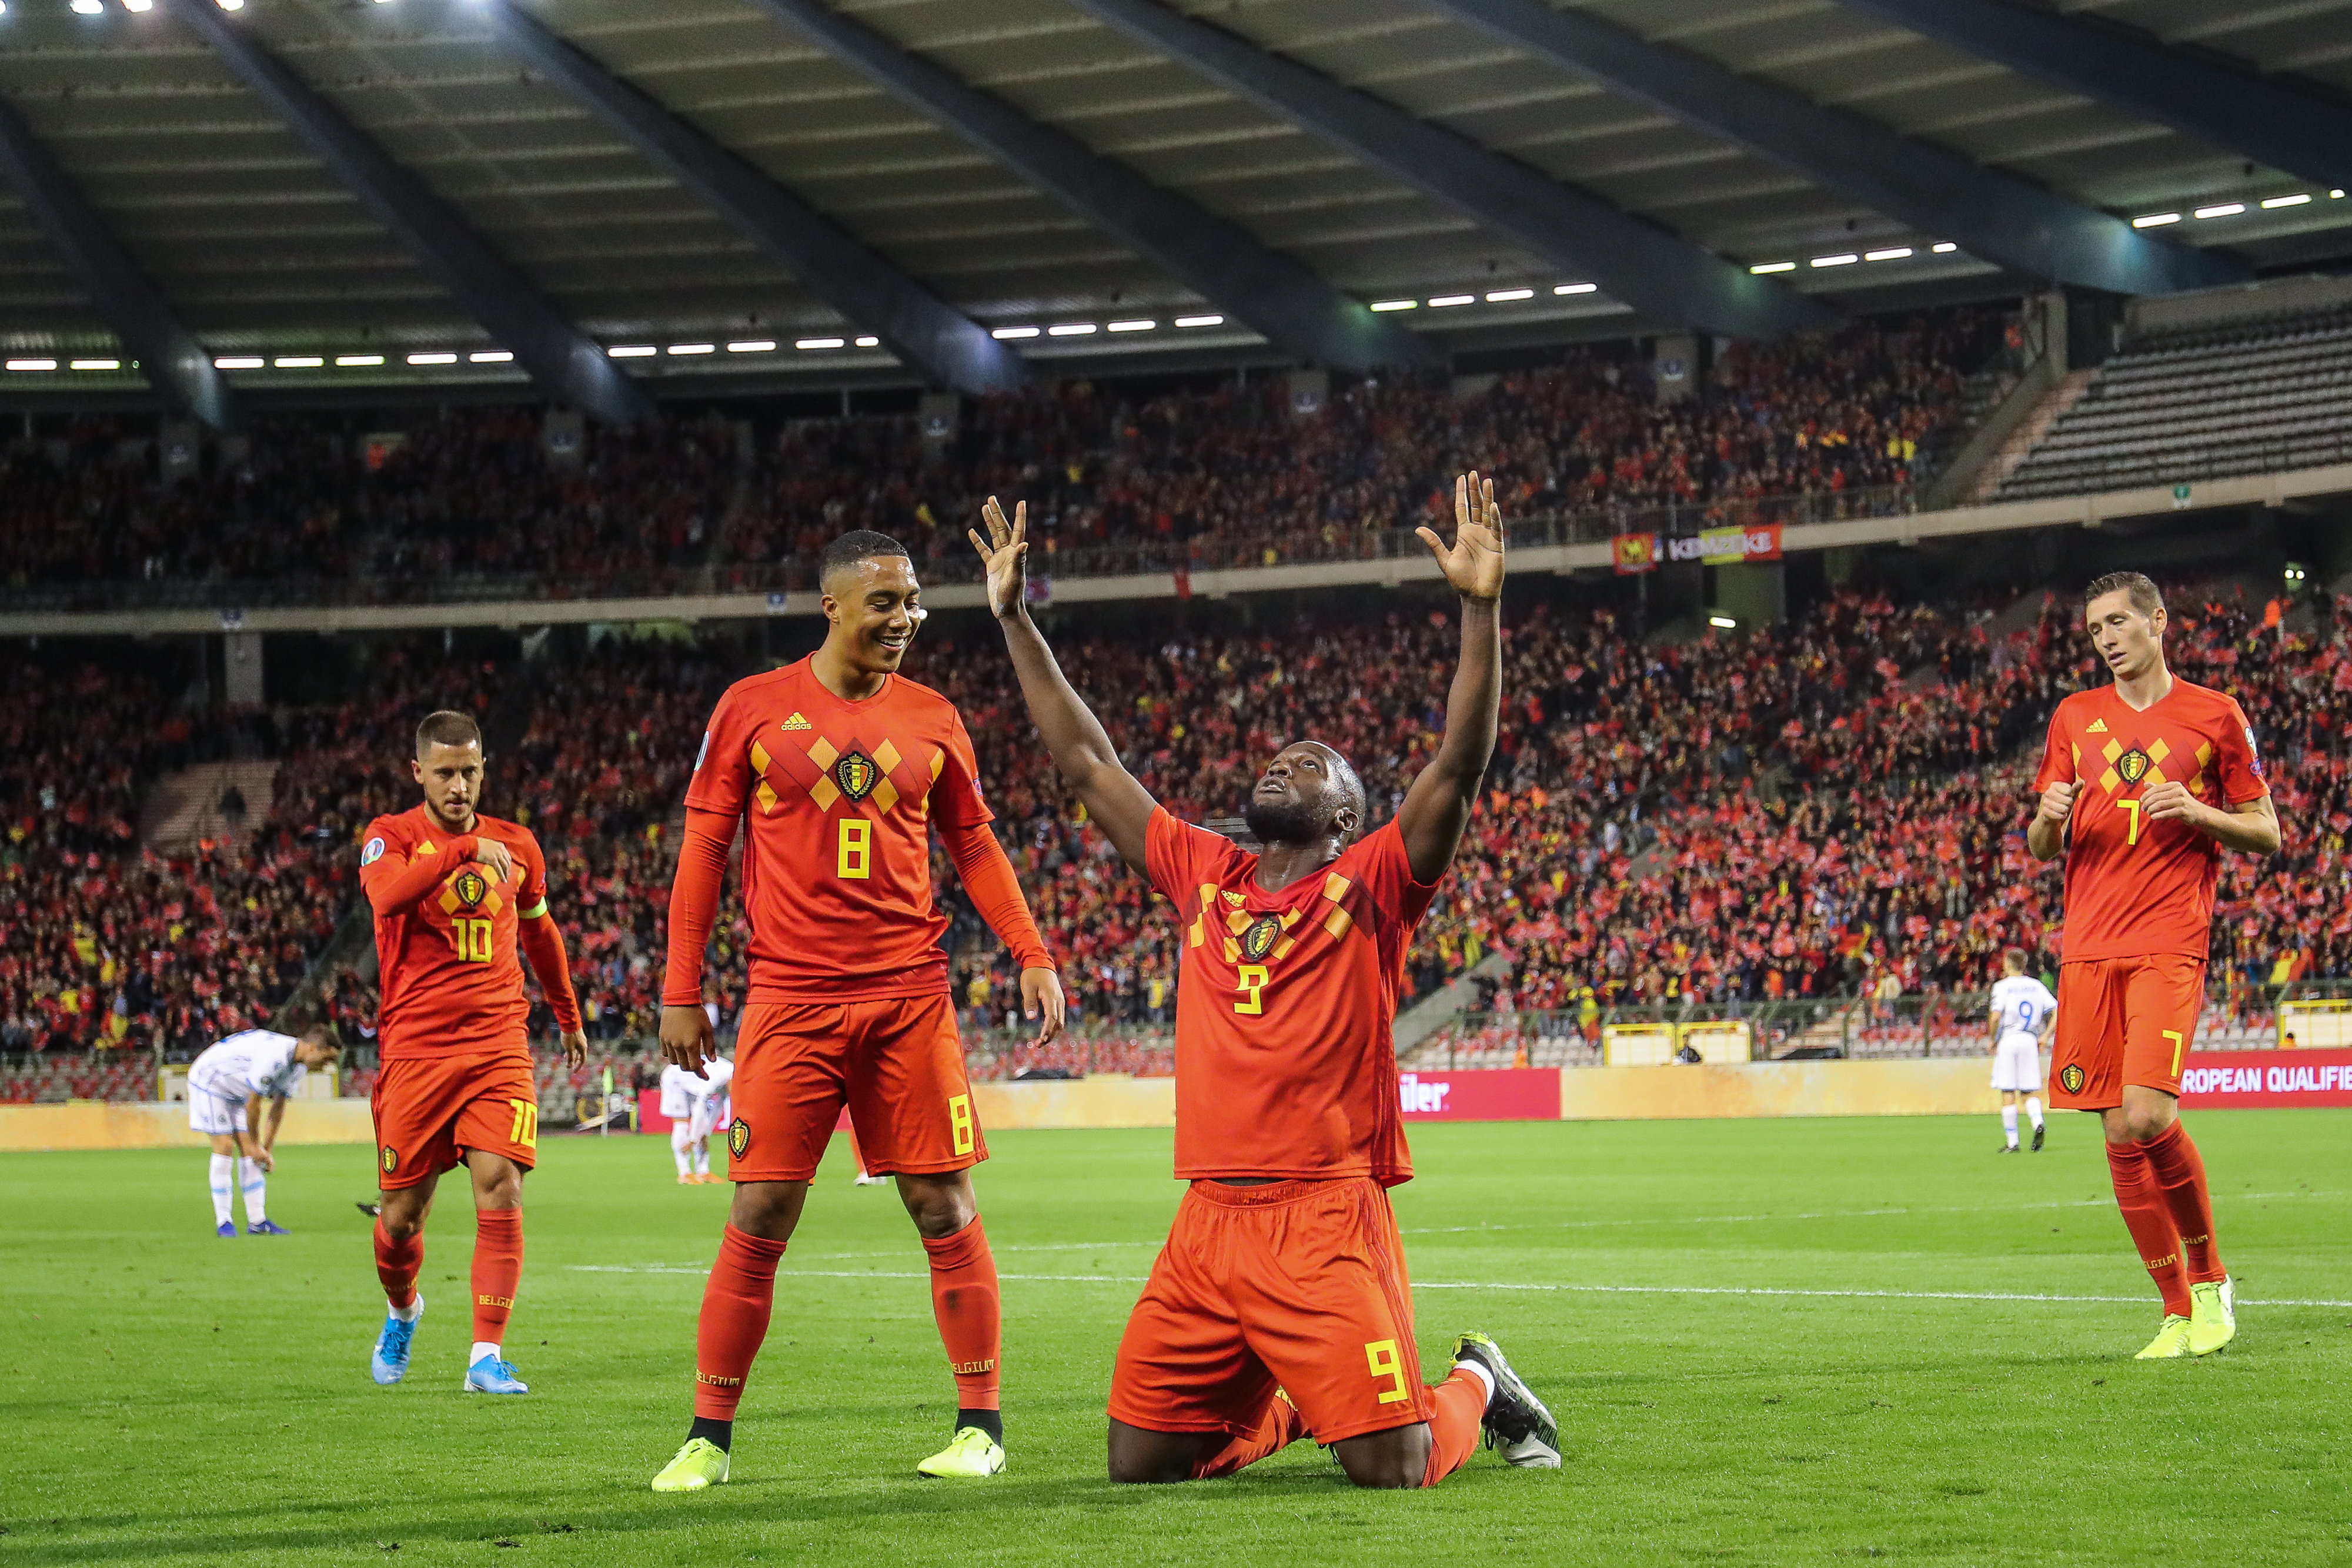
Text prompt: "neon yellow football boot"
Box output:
[[2187, 1278, 2237, 1355], [916, 1426, 1006, 1478], [650, 1437, 731, 1492], [2133, 1315, 2193, 1359]]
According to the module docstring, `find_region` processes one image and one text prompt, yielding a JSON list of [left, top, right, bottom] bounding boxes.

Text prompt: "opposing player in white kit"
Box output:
[[1987, 950, 2057, 1153], [187, 1021, 342, 1235], [659, 1057, 735, 1183]]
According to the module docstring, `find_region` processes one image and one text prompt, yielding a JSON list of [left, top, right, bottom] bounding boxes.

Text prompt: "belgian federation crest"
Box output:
[[380, 1145, 399, 1175], [2115, 748, 2152, 786], [833, 750, 880, 803], [1240, 913, 1282, 962], [727, 1117, 751, 1160], [2059, 1063, 2086, 1095], [452, 869, 489, 909]]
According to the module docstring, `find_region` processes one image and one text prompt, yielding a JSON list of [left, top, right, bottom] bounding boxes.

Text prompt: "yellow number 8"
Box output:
[[948, 1093, 974, 1156], [838, 817, 873, 879]]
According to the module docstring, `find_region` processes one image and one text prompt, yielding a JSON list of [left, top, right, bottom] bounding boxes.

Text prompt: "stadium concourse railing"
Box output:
[[0, 483, 1916, 617], [1405, 978, 2351, 1073]]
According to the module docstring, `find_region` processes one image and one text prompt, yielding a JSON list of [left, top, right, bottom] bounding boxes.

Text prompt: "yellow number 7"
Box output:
[[2163, 1028, 2184, 1077], [2118, 798, 2143, 845]]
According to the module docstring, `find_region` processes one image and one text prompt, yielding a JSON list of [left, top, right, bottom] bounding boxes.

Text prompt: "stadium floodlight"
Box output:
[[2336, 190, 2347, 199], [4, 358, 56, 371], [407, 351, 457, 365], [2193, 203, 2245, 219], [990, 326, 1040, 340], [1106, 320, 1155, 332], [273, 356, 323, 368], [1810, 253, 1859, 268], [70, 359, 120, 370], [215, 0, 242, 10], [726, 340, 776, 353], [1369, 300, 1417, 312], [469, 350, 513, 363], [70, 0, 101, 14], [1709, 615, 1737, 629], [1485, 288, 1534, 302], [1425, 295, 1474, 307], [606, 345, 656, 357], [1173, 315, 1224, 327], [1047, 323, 1097, 336], [1555, 282, 1597, 295], [853, 336, 879, 347], [667, 343, 715, 355], [795, 337, 846, 350], [2261, 193, 2312, 209], [1864, 248, 1912, 262], [1930, 242, 1958, 253], [1748, 262, 1795, 275], [123, 0, 154, 12], [213, 356, 263, 369], [2132, 212, 2181, 228], [335, 354, 385, 366]]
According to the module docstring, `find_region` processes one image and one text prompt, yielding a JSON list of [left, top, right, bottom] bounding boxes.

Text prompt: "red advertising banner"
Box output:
[[2179, 1049, 2352, 1109], [1398, 1067, 1561, 1121]]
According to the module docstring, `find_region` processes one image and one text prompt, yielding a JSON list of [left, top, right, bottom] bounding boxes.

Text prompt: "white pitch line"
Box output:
[[560, 1265, 2352, 1309]]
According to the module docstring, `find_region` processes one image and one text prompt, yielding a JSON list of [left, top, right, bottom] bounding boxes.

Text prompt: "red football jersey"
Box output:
[[360, 806, 550, 1061], [2032, 677, 2267, 962], [1145, 808, 1439, 1185], [684, 658, 993, 1002]]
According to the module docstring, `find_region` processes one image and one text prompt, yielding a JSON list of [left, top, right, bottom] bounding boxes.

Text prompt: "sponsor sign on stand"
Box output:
[[1397, 1067, 1561, 1121], [2179, 1048, 2352, 1109]]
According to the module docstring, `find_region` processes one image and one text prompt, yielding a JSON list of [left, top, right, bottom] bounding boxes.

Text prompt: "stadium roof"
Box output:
[[4, 0, 2352, 416]]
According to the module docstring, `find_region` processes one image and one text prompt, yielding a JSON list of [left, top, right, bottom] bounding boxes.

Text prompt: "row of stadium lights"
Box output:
[[2129, 190, 2347, 226], [1749, 242, 1958, 275]]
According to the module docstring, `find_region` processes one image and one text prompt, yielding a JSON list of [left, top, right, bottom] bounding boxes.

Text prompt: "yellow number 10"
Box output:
[[452, 917, 493, 962], [2118, 798, 2143, 846], [838, 817, 873, 879]]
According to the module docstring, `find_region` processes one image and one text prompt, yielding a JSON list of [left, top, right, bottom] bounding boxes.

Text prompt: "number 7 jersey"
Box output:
[[685, 658, 995, 1002], [2032, 676, 2267, 962]]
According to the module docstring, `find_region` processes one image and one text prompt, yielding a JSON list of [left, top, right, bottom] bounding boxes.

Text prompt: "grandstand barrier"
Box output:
[[2276, 1001, 2352, 1050], [1555, 1058, 1994, 1121], [0, 1099, 375, 1152]]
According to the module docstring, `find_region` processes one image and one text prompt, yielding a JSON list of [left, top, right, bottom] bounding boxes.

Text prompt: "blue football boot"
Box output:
[[248, 1220, 290, 1235], [463, 1353, 529, 1395], [215, 1222, 238, 1239], [370, 1296, 421, 1386]]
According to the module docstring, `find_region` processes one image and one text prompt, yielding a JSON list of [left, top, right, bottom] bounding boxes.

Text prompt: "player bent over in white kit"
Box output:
[[660, 1056, 734, 1183], [188, 1021, 341, 1235], [1987, 950, 2056, 1153]]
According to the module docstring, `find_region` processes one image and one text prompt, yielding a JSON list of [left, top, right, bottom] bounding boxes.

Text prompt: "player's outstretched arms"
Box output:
[[971, 496, 1158, 874], [656, 806, 734, 1075], [2142, 781, 2282, 857], [1396, 471, 1506, 884], [2026, 780, 2077, 862]]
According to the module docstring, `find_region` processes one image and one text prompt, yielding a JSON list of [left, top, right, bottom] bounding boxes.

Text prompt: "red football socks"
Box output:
[[1190, 1394, 1309, 1479], [373, 1218, 422, 1310], [695, 1224, 787, 1421], [1421, 1368, 1486, 1487], [923, 1217, 1003, 1412], [2141, 1121, 2226, 1284], [2106, 1139, 2193, 1316], [471, 1208, 524, 1343]]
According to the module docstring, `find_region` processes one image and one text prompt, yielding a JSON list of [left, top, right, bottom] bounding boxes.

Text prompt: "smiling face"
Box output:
[[821, 554, 926, 676], [1242, 741, 1365, 847], [2085, 587, 2167, 684]]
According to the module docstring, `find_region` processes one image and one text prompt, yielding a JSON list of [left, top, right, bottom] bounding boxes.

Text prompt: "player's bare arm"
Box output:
[[973, 495, 1159, 873], [2027, 778, 2078, 861], [2141, 781, 2281, 856], [242, 1097, 272, 1172], [262, 1095, 286, 1154], [1395, 471, 1506, 884]]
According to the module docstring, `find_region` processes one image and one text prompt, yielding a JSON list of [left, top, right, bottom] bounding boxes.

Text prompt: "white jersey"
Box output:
[[659, 1057, 735, 1120], [189, 1030, 306, 1105], [1989, 975, 2057, 1046]]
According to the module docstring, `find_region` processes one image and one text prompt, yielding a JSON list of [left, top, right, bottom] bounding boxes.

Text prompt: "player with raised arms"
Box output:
[[649, 530, 1065, 1493], [1986, 950, 2055, 1154], [187, 1018, 340, 1235], [2029, 571, 2281, 1358], [973, 474, 1558, 1489], [360, 710, 587, 1393]]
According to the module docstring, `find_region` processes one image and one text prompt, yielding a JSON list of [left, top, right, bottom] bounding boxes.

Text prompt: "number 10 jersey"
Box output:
[[685, 657, 996, 1004]]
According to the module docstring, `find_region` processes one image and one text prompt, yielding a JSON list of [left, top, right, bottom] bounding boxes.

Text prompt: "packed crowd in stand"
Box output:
[[2, 307, 2002, 599]]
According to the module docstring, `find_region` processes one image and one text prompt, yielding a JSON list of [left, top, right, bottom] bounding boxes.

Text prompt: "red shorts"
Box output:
[[372, 1052, 539, 1191], [1109, 1177, 1432, 1446], [724, 993, 983, 1183], [2052, 954, 2206, 1109]]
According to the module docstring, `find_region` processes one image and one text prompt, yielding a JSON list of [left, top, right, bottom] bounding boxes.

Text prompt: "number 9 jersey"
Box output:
[[684, 658, 995, 1004]]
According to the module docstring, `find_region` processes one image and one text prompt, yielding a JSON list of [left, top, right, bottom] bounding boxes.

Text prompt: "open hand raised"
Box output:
[[969, 496, 1030, 619], [1417, 470, 1506, 601]]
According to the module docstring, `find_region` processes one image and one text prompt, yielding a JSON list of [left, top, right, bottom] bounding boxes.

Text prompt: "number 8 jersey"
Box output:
[[684, 657, 995, 1002], [2032, 677, 2267, 962]]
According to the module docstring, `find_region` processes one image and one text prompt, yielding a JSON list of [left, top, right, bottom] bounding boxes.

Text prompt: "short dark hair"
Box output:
[[415, 710, 482, 756], [1306, 742, 1367, 834], [2002, 948, 2026, 974], [820, 529, 911, 586], [2084, 571, 2163, 618]]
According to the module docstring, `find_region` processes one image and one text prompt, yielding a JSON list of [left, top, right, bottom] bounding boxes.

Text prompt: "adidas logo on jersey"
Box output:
[[780, 713, 811, 731], [2086, 719, 2107, 733]]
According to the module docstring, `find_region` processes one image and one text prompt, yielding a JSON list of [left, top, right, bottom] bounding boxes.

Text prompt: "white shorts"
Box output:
[[688, 1099, 723, 1141], [1992, 1037, 2044, 1094], [188, 1087, 247, 1138]]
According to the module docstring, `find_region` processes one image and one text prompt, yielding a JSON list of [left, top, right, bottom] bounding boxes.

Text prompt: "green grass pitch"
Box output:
[[4, 1113, 2349, 1566]]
